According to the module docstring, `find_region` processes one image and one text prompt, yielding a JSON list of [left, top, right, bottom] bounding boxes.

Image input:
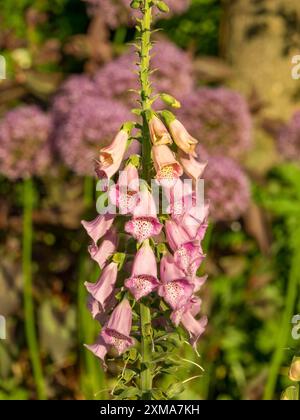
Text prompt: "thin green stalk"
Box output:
[[22, 178, 46, 400], [139, 0, 154, 398], [264, 224, 300, 400], [78, 176, 106, 399]]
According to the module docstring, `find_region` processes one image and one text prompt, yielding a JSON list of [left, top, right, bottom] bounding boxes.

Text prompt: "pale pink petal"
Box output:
[[81, 214, 115, 244]]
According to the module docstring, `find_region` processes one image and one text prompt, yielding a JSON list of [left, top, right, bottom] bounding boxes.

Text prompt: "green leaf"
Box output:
[[166, 382, 185, 398], [123, 369, 137, 384]]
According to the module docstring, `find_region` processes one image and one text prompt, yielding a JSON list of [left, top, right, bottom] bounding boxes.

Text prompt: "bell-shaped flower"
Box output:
[[171, 296, 202, 327], [165, 219, 191, 252], [85, 299, 134, 366], [152, 145, 183, 187], [101, 299, 134, 355], [95, 129, 129, 184], [174, 241, 205, 277], [149, 115, 173, 146], [84, 262, 118, 316], [125, 189, 163, 242], [125, 241, 160, 300], [159, 254, 194, 310], [166, 115, 198, 156], [81, 213, 115, 245], [179, 151, 207, 183], [109, 163, 140, 214], [88, 227, 118, 269], [181, 312, 208, 349]]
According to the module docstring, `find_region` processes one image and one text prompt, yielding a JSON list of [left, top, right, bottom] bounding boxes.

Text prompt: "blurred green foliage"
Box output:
[[158, 0, 221, 55]]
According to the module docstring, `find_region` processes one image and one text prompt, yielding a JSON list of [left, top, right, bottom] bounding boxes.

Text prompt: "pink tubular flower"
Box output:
[[152, 145, 183, 187], [181, 312, 208, 349], [169, 118, 198, 156], [109, 163, 140, 214], [125, 189, 163, 242], [171, 296, 202, 326], [95, 129, 129, 184], [179, 151, 207, 183], [158, 279, 194, 311], [165, 220, 191, 252], [81, 214, 115, 245], [86, 299, 134, 365], [125, 242, 160, 300], [179, 202, 209, 241], [149, 115, 173, 146], [88, 227, 118, 269], [85, 262, 118, 315], [174, 241, 205, 277]]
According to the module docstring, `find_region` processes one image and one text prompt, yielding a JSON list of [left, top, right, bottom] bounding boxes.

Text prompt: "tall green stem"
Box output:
[[139, 0, 153, 397], [264, 223, 300, 400], [22, 178, 46, 400]]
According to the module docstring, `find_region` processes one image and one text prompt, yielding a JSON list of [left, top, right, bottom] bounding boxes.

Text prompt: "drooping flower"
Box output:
[[125, 242, 160, 300], [165, 220, 205, 276], [88, 227, 118, 268], [86, 299, 134, 365], [109, 163, 140, 214], [179, 151, 207, 183], [181, 311, 208, 349], [152, 145, 183, 187], [277, 111, 300, 161], [149, 115, 173, 146], [95, 128, 130, 185], [125, 188, 163, 242], [203, 156, 251, 222], [0, 105, 51, 180], [177, 88, 252, 159], [55, 96, 131, 175], [85, 262, 118, 316], [81, 214, 115, 245], [159, 255, 193, 310], [163, 113, 198, 156], [174, 241, 205, 277]]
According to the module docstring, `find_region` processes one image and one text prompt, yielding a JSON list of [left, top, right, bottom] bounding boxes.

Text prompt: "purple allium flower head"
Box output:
[[278, 111, 300, 161], [51, 74, 96, 123], [94, 39, 194, 107], [177, 88, 252, 159], [83, 0, 190, 29], [55, 96, 131, 175], [0, 105, 51, 180], [203, 156, 251, 222]]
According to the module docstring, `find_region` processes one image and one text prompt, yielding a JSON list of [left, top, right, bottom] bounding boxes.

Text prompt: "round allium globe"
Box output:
[[51, 74, 96, 123], [94, 39, 194, 107], [278, 111, 300, 161], [203, 156, 251, 222], [0, 105, 51, 180], [83, 0, 190, 28], [177, 88, 252, 159], [55, 96, 132, 176]]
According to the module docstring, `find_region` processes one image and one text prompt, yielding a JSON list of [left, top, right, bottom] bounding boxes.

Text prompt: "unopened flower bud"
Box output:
[[289, 357, 300, 382]]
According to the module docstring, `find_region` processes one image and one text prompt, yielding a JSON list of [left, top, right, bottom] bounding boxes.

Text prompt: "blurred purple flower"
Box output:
[[203, 156, 251, 222], [177, 88, 252, 159], [0, 105, 51, 180], [94, 39, 194, 107], [55, 96, 131, 175], [51, 74, 96, 123], [83, 0, 190, 29], [278, 111, 300, 161]]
